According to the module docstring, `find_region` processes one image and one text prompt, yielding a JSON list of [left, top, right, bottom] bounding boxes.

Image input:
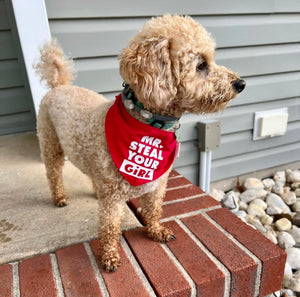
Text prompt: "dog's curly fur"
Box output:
[[35, 15, 245, 272]]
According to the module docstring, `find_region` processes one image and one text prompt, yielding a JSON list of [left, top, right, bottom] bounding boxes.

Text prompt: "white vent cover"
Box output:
[[253, 108, 288, 141]]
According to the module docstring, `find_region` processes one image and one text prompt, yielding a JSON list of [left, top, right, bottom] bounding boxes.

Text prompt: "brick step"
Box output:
[[0, 171, 286, 297]]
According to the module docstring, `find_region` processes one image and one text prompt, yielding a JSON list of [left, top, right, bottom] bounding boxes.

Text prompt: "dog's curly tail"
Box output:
[[34, 39, 75, 89]]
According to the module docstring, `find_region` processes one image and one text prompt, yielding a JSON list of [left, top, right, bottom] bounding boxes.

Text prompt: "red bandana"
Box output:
[[105, 94, 178, 186]]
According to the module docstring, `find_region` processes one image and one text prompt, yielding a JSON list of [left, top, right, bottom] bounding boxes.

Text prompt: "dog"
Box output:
[[35, 14, 245, 272]]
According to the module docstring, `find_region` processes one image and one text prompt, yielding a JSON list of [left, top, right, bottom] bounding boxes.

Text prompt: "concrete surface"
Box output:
[[0, 132, 141, 265]]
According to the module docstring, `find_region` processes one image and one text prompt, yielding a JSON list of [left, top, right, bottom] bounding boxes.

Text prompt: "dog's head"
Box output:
[[119, 14, 245, 117]]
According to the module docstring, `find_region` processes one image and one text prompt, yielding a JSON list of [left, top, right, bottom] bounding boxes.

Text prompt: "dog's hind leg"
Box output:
[[97, 190, 124, 272], [91, 179, 100, 198], [37, 110, 68, 207]]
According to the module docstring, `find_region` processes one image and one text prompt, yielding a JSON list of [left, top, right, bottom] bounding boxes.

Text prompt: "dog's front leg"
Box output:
[[140, 182, 175, 243], [98, 197, 124, 272]]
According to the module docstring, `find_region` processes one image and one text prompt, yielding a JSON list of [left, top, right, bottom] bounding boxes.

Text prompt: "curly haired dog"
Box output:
[[35, 14, 245, 272]]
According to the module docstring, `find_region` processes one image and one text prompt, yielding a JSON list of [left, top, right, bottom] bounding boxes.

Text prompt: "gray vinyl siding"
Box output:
[[0, 0, 36, 135], [46, 0, 300, 185]]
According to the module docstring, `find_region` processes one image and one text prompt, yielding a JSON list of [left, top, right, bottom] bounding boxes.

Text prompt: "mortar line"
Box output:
[[50, 253, 65, 297], [175, 219, 231, 297], [202, 212, 262, 297], [161, 205, 221, 223], [166, 183, 195, 192], [168, 174, 182, 180], [120, 236, 157, 297], [12, 262, 20, 297], [160, 243, 197, 297], [83, 242, 110, 297]]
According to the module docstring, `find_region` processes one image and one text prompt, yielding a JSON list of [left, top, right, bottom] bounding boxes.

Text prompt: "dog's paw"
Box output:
[[147, 226, 176, 243], [101, 252, 121, 273], [54, 196, 68, 207]]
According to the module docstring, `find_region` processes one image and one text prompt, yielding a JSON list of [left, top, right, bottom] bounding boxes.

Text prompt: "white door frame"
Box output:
[[11, 0, 51, 115]]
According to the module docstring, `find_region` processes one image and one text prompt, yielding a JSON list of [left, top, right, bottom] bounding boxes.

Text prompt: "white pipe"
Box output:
[[199, 150, 212, 193], [199, 151, 207, 192], [198, 120, 220, 194], [205, 151, 212, 193]]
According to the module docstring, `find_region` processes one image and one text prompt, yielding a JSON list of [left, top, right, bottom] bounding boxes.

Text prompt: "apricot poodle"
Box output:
[[35, 14, 245, 272]]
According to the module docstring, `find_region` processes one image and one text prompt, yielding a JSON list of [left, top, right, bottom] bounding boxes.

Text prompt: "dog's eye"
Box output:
[[196, 62, 208, 72]]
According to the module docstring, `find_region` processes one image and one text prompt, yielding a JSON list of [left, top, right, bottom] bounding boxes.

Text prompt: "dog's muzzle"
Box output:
[[232, 79, 246, 93]]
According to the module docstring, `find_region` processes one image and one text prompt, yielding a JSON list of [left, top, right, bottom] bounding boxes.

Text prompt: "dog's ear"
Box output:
[[119, 37, 177, 111]]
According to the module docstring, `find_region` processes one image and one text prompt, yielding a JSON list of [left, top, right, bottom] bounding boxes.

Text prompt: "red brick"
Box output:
[[0, 264, 13, 297], [182, 214, 258, 297], [164, 221, 225, 297], [127, 197, 141, 216], [89, 239, 150, 297], [164, 185, 205, 202], [169, 170, 181, 178], [167, 176, 192, 189], [124, 228, 191, 297], [19, 254, 57, 297], [208, 207, 287, 296], [161, 196, 219, 219], [129, 195, 219, 223], [128, 185, 206, 216], [56, 244, 103, 297]]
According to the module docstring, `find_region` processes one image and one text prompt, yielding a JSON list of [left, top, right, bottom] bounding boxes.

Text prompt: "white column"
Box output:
[[11, 0, 51, 115]]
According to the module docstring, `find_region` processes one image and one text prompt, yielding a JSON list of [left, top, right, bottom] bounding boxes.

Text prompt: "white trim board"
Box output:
[[11, 0, 51, 115]]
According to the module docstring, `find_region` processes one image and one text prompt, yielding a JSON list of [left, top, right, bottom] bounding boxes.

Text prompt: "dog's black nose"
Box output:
[[232, 79, 246, 93]]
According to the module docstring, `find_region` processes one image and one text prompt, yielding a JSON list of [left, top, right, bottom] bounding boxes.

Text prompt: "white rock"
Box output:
[[250, 198, 267, 210], [232, 209, 247, 217], [286, 169, 300, 183], [272, 182, 284, 195], [295, 188, 300, 197], [290, 226, 300, 244], [266, 193, 291, 215], [293, 213, 300, 228], [274, 171, 286, 185], [244, 178, 264, 190], [246, 221, 257, 230], [285, 261, 293, 276], [281, 288, 297, 296], [264, 224, 274, 231], [281, 190, 297, 205], [238, 216, 247, 224], [264, 230, 278, 244], [292, 200, 300, 212], [291, 182, 300, 190], [283, 274, 293, 289], [238, 200, 248, 211], [275, 218, 292, 231], [283, 270, 300, 292], [286, 247, 300, 269], [210, 188, 225, 202], [247, 216, 267, 233], [222, 191, 239, 210], [240, 189, 268, 203], [282, 275, 300, 290], [247, 204, 265, 218], [278, 231, 296, 249], [266, 205, 285, 215], [266, 205, 283, 215], [260, 214, 274, 226], [262, 178, 275, 191]]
